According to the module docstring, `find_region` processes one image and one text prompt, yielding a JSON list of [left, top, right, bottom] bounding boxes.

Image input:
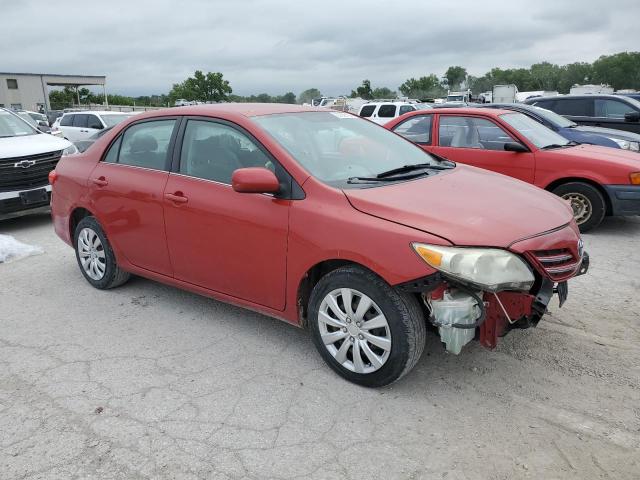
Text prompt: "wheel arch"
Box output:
[[296, 259, 379, 328], [544, 177, 612, 216], [69, 207, 95, 246]]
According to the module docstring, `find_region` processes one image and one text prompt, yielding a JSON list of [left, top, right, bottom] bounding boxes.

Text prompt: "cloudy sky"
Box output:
[[2, 0, 639, 97]]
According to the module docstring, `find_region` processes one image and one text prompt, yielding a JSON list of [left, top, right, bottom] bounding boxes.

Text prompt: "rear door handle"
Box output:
[[164, 192, 188, 204], [80, 129, 89, 132], [92, 177, 108, 187]]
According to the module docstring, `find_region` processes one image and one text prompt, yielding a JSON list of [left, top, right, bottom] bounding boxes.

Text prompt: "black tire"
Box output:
[[308, 265, 426, 387], [552, 182, 605, 232], [74, 216, 130, 289]]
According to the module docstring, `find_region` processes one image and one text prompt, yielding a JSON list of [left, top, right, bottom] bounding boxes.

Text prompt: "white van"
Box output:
[[357, 102, 416, 125], [58, 111, 134, 142]]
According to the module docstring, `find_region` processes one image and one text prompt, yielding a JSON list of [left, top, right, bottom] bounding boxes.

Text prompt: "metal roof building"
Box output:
[[0, 72, 107, 112]]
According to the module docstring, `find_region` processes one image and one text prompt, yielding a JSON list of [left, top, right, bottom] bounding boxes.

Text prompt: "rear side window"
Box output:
[[377, 105, 397, 118], [103, 137, 122, 163], [60, 114, 74, 126], [595, 99, 635, 119], [399, 105, 415, 115], [553, 99, 592, 116], [117, 120, 176, 170], [393, 115, 432, 144], [359, 105, 376, 117], [72, 114, 89, 128]]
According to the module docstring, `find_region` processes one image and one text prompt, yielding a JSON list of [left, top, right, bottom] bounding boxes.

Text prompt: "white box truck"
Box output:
[[492, 84, 518, 103]]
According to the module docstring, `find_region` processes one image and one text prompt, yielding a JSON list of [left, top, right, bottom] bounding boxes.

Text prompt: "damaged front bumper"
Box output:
[[398, 251, 589, 354]]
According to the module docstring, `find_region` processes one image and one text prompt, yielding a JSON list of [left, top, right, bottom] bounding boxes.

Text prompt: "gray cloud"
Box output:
[[2, 0, 639, 96]]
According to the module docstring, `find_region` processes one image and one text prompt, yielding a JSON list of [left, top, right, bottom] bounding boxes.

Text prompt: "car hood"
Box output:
[[572, 125, 640, 141], [0, 133, 71, 158], [547, 144, 640, 167], [343, 165, 573, 248]]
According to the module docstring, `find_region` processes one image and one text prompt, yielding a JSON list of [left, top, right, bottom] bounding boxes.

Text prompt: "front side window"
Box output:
[[393, 115, 432, 144], [439, 116, 516, 150], [254, 111, 444, 187], [595, 99, 635, 119], [377, 105, 397, 118], [179, 120, 271, 184], [118, 120, 176, 170], [359, 105, 375, 117], [87, 115, 103, 129], [500, 112, 570, 149]]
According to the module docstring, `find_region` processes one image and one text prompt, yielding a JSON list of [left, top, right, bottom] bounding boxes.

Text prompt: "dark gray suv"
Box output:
[[524, 94, 640, 135]]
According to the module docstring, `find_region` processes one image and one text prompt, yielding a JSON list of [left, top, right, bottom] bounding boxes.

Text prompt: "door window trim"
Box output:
[[172, 116, 305, 200], [435, 114, 522, 150], [99, 116, 182, 172]]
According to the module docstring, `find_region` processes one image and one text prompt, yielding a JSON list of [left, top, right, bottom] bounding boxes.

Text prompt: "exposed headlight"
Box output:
[[412, 243, 535, 292], [62, 144, 78, 156], [608, 137, 639, 151]]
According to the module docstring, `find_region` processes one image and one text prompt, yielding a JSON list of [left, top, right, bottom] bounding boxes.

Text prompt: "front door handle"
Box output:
[[92, 176, 108, 187], [164, 192, 188, 204]]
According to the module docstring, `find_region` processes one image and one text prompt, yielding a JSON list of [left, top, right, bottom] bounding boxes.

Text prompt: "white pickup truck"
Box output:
[[0, 108, 76, 220]]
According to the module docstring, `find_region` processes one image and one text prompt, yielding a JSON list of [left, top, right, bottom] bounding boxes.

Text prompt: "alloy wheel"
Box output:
[[77, 227, 106, 280], [562, 192, 592, 225], [318, 288, 391, 374]]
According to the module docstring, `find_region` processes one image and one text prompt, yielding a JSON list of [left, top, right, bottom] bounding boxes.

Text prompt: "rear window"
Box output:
[[359, 105, 375, 117], [377, 105, 397, 118], [60, 114, 74, 126]]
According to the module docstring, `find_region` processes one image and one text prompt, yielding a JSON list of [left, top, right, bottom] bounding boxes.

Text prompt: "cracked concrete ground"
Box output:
[[1, 213, 639, 479]]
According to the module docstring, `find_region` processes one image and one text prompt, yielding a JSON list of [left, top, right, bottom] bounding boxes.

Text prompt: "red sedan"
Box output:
[[50, 104, 587, 386], [385, 108, 640, 231]]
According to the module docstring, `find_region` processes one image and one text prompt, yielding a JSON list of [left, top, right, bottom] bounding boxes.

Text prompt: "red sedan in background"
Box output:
[[385, 108, 640, 231], [50, 104, 587, 386]]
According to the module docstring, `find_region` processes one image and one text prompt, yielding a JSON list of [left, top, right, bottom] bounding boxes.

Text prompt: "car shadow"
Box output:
[[584, 216, 640, 236], [0, 212, 52, 234]]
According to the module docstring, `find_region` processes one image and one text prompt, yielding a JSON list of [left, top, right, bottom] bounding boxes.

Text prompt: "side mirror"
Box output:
[[232, 167, 280, 194], [624, 111, 640, 122], [504, 142, 528, 153]]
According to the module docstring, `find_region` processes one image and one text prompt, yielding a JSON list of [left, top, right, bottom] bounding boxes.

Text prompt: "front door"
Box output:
[[89, 118, 177, 276], [431, 114, 535, 183], [163, 118, 289, 310]]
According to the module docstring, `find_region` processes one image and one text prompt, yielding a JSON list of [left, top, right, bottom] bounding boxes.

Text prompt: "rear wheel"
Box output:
[[74, 216, 130, 289], [552, 182, 605, 232], [308, 265, 426, 387]]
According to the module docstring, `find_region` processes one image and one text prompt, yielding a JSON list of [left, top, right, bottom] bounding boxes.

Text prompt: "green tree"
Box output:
[[371, 87, 396, 99], [298, 88, 322, 104], [276, 92, 297, 104], [529, 62, 562, 90], [398, 75, 443, 98], [169, 70, 232, 103], [350, 79, 373, 99], [557, 62, 593, 93], [444, 66, 467, 90], [591, 52, 640, 90]]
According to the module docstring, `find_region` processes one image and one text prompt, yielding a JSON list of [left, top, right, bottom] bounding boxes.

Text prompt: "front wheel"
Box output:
[[552, 182, 605, 232], [308, 265, 426, 387]]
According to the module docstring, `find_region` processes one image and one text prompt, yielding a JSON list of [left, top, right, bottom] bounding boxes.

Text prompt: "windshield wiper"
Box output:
[[347, 170, 432, 184], [376, 162, 453, 179], [542, 141, 579, 150]]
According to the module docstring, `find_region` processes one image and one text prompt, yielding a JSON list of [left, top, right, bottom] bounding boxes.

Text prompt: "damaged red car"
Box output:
[[50, 104, 588, 387]]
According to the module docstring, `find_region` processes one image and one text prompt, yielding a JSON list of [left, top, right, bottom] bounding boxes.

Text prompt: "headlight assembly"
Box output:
[[412, 243, 535, 292], [608, 137, 639, 151]]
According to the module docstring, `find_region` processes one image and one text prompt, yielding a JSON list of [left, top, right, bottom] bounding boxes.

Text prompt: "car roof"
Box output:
[[403, 107, 513, 117], [527, 94, 632, 101], [61, 110, 133, 116], [117, 103, 327, 122]]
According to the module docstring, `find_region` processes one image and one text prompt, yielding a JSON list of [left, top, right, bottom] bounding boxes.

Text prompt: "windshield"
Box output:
[[528, 106, 576, 128], [254, 111, 444, 187], [500, 112, 570, 148], [101, 114, 131, 128], [29, 112, 48, 123], [0, 110, 38, 137]]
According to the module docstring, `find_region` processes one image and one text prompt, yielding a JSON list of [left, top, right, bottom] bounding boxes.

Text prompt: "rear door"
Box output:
[[162, 117, 290, 310], [431, 114, 535, 183], [88, 118, 178, 276], [544, 98, 594, 126], [59, 114, 78, 141]]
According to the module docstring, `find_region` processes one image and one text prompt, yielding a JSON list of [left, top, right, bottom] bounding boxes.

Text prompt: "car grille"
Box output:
[[0, 150, 62, 192], [530, 248, 581, 281]]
